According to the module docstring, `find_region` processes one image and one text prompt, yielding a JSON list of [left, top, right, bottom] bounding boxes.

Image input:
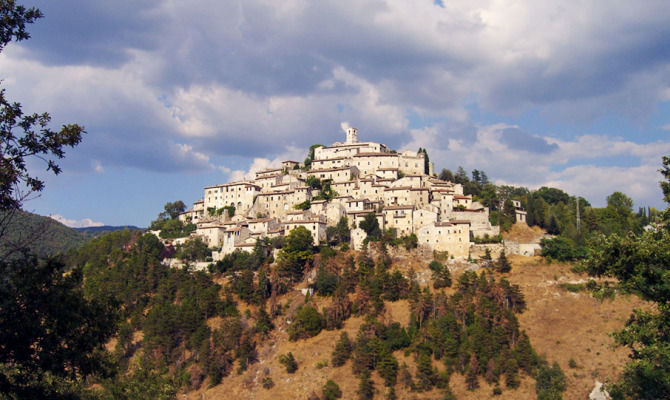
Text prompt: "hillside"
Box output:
[[0, 211, 89, 258], [185, 252, 643, 400]]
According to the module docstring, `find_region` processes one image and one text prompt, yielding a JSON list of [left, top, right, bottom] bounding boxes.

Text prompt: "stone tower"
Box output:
[[345, 127, 358, 144]]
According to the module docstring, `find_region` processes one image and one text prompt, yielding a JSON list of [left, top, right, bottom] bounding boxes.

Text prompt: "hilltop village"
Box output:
[[179, 128, 511, 259]]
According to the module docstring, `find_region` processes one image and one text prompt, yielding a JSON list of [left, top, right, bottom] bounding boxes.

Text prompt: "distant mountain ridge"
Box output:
[[74, 225, 143, 234]]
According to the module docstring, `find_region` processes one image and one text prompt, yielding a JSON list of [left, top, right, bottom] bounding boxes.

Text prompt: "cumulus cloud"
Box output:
[[227, 146, 306, 182], [49, 214, 105, 228], [403, 122, 670, 208], [2, 0, 669, 220]]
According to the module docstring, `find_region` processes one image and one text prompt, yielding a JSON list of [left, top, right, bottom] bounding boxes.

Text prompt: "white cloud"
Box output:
[[403, 122, 670, 208], [228, 145, 306, 182], [49, 214, 105, 228]]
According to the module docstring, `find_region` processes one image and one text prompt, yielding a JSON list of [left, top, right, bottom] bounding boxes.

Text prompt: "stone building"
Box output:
[[176, 127, 503, 260]]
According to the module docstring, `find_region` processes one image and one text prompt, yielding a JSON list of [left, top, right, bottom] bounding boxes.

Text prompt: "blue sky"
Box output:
[[2, 0, 669, 227]]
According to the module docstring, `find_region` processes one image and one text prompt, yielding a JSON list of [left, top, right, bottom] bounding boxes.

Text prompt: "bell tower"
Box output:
[[345, 127, 358, 144]]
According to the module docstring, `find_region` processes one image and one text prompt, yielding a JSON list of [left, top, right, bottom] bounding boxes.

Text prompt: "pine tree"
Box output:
[[513, 331, 536, 374], [485, 358, 498, 383], [398, 362, 415, 389], [357, 370, 375, 400], [503, 358, 520, 389], [415, 352, 436, 391], [377, 352, 398, 386], [331, 332, 353, 367], [496, 250, 511, 273], [465, 354, 480, 390]]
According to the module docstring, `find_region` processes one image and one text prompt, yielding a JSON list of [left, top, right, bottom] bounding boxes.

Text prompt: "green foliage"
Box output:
[[471, 233, 503, 244], [158, 218, 196, 239], [254, 306, 274, 335], [535, 361, 567, 400], [101, 362, 177, 400], [415, 352, 437, 391], [150, 201, 187, 231], [294, 200, 311, 210], [288, 305, 323, 341], [322, 379, 342, 400], [399, 233, 418, 250], [303, 144, 324, 169], [0, 253, 117, 398], [0, 210, 89, 259], [175, 237, 211, 262], [210, 248, 264, 274], [417, 147, 430, 175], [262, 376, 274, 389], [332, 332, 353, 367], [314, 266, 340, 296], [381, 322, 411, 350], [279, 352, 298, 373], [584, 228, 670, 399], [496, 250, 511, 273], [540, 236, 588, 262], [314, 179, 338, 201], [306, 175, 322, 189], [439, 168, 454, 182], [535, 187, 571, 206], [277, 226, 315, 282], [357, 369, 375, 400], [661, 156, 670, 204], [327, 216, 351, 246], [359, 212, 381, 240], [377, 352, 399, 387], [429, 260, 452, 289]]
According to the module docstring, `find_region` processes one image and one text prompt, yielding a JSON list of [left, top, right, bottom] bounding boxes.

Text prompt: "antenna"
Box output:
[[576, 197, 581, 232]]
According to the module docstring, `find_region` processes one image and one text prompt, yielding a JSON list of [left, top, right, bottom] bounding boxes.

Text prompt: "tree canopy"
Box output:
[[583, 156, 670, 399]]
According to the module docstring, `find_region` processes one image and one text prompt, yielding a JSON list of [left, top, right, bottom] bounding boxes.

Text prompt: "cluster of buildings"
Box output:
[[178, 128, 500, 259]]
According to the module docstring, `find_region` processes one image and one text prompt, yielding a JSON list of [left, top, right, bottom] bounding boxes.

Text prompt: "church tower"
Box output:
[[345, 127, 358, 144]]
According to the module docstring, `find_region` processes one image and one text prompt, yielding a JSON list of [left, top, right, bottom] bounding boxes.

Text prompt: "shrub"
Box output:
[[322, 380, 342, 400], [279, 352, 298, 373], [536, 362, 566, 400], [314, 267, 339, 296], [288, 305, 323, 341], [262, 376, 274, 389], [540, 236, 588, 262]]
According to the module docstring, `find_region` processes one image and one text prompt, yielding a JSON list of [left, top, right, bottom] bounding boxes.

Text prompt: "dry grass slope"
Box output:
[[187, 252, 644, 400]]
